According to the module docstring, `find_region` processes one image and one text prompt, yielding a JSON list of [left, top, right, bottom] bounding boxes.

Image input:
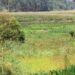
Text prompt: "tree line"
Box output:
[[0, 0, 75, 11]]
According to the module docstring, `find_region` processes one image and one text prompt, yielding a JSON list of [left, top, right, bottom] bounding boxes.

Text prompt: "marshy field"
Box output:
[[0, 10, 75, 75]]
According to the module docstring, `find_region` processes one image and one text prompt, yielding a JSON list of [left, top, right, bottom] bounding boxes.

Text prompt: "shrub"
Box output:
[[69, 31, 74, 37], [0, 13, 25, 43]]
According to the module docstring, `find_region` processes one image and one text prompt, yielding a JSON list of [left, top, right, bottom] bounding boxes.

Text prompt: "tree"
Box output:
[[0, 0, 75, 11]]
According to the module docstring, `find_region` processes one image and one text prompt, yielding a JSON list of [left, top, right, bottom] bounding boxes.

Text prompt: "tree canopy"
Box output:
[[0, 0, 75, 11]]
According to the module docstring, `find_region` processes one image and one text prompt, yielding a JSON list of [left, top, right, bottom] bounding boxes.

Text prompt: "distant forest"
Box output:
[[0, 0, 75, 11]]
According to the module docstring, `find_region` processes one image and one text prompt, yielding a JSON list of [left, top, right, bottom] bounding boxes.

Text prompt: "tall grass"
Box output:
[[31, 65, 75, 75], [0, 11, 75, 75]]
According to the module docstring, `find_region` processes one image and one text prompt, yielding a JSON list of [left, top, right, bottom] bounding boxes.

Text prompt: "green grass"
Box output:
[[17, 22, 75, 74], [0, 11, 75, 75], [2, 22, 75, 75]]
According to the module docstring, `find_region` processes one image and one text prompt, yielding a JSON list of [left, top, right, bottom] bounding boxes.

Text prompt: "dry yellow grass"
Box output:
[[18, 54, 75, 73], [1, 10, 75, 16]]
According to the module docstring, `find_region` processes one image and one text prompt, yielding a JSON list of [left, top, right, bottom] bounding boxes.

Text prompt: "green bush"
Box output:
[[0, 13, 25, 43], [69, 31, 74, 37]]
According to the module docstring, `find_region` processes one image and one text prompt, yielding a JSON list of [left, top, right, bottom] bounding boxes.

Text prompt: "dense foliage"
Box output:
[[0, 0, 75, 11], [0, 13, 25, 43]]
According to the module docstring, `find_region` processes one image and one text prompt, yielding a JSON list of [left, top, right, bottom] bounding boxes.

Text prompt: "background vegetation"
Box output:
[[0, 0, 75, 11]]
